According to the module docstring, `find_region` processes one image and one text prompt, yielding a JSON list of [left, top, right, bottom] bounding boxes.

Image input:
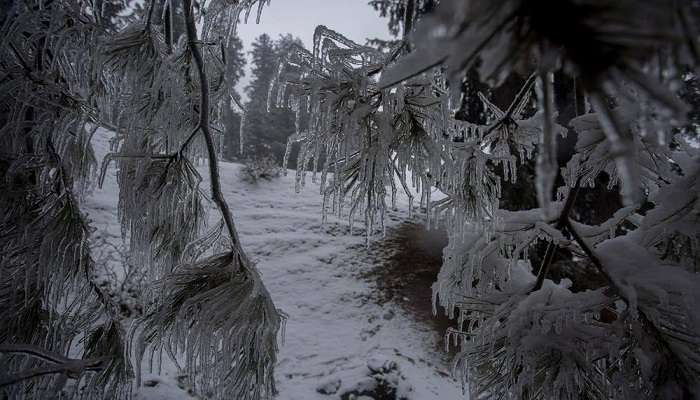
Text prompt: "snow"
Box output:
[[83, 129, 464, 399]]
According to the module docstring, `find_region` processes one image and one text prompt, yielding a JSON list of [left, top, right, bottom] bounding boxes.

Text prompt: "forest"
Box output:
[[1, 0, 700, 399]]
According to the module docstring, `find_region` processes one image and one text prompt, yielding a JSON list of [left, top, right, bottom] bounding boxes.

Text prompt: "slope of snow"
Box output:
[[83, 129, 464, 399]]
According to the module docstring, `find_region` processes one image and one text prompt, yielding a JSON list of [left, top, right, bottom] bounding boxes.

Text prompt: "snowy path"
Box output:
[[85, 130, 463, 399]]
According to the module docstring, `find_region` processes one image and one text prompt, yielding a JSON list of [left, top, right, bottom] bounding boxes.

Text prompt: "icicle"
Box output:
[[311, 136, 321, 183], [426, 187, 432, 230], [535, 72, 558, 219], [431, 285, 440, 317], [238, 109, 246, 156], [255, 0, 269, 24]]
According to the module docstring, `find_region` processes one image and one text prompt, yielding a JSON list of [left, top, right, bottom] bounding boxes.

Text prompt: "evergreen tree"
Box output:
[[270, 34, 305, 169], [221, 36, 247, 161], [242, 34, 304, 167], [242, 34, 279, 159]]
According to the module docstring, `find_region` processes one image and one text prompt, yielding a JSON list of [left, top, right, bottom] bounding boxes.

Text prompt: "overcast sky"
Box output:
[[234, 0, 393, 100]]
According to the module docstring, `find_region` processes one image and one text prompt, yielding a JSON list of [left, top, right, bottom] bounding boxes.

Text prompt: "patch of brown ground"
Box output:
[[363, 221, 455, 353]]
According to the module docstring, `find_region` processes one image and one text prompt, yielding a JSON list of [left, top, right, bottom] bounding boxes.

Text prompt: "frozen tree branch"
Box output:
[[176, 125, 202, 157], [0, 345, 109, 388], [183, 0, 244, 256], [531, 179, 581, 292], [564, 218, 695, 388]]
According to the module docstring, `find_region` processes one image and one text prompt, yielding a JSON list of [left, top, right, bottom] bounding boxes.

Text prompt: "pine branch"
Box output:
[[564, 219, 694, 389], [0, 345, 68, 364], [144, 0, 156, 30], [98, 152, 174, 189], [183, 0, 244, 256], [0, 344, 109, 388], [176, 124, 202, 157], [482, 72, 536, 138], [532, 179, 580, 291], [563, 221, 617, 295], [129, 8, 284, 399]]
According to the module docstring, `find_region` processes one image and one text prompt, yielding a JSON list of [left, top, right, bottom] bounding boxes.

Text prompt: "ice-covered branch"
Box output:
[[183, 0, 243, 253], [130, 3, 286, 399], [0, 345, 109, 388], [531, 179, 581, 291]]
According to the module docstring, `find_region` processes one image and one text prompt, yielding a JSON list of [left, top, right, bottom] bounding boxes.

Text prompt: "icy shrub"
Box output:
[[338, 356, 413, 400], [241, 154, 283, 183]]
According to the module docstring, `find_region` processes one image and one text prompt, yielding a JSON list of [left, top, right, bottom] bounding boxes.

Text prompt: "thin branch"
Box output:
[[176, 124, 202, 157], [482, 73, 537, 138], [379, 7, 519, 89], [230, 94, 246, 111], [505, 72, 537, 117], [563, 220, 619, 299], [0, 344, 68, 364], [182, 0, 244, 258], [98, 152, 174, 188], [564, 219, 693, 387], [0, 344, 108, 388], [0, 359, 107, 388], [145, 0, 156, 30], [8, 42, 31, 73], [532, 179, 581, 291]]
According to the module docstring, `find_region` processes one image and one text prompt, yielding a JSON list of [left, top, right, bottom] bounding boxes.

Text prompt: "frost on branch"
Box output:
[[114, 156, 204, 284], [0, 0, 122, 395], [272, 26, 554, 242], [136, 252, 283, 400], [448, 267, 625, 400], [597, 238, 700, 381], [273, 1, 700, 398], [380, 0, 693, 205], [2, 0, 281, 398], [3, 0, 700, 398], [560, 97, 678, 203], [592, 156, 700, 387]]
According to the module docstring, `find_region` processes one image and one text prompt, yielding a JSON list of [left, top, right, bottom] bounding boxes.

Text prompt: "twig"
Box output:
[[482, 73, 537, 138], [0, 359, 107, 387], [176, 124, 202, 157], [0, 344, 108, 388], [393, 163, 415, 205], [8, 42, 31, 73], [379, 8, 518, 90], [97, 152, 174, 188], [0, 344, 68, 364], [562, 220, 614, 292], [230, 94, 246, 112], [564, 218, 692, 388], [182, 0, 244, 258], [532, 178, 581, 291], [145, 0, 156, 30]]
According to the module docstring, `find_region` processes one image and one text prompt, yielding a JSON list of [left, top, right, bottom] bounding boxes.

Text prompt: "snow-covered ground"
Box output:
[[84, 130, 464, 400]]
